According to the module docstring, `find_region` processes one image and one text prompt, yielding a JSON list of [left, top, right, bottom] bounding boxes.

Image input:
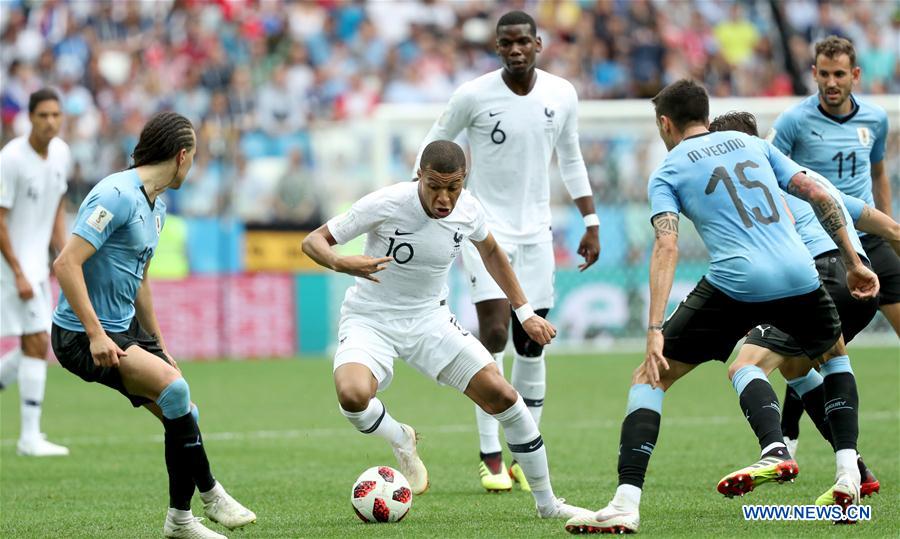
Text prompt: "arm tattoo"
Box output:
[[787, 174, 846, 240], [651, 212, 679, 239]]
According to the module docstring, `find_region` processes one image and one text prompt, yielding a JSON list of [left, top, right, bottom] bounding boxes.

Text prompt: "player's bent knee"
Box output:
[[512, 332, 543, 357], [157, 378, 191, 419], [631, 364, 653, 385], [778, 359, 812, 379], [726, 360, 747, 381], [817, 336, 848, 363], [480, 324, 509, 353], [335, 383, 374, 413], [482, 383, 518, 415], [21, 332, 50, 358]]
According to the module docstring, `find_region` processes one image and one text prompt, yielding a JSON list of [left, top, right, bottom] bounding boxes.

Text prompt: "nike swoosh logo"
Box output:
[[394, 229, 413, 236], [488, 111, 501, 117], [340, 337, 347, 344]]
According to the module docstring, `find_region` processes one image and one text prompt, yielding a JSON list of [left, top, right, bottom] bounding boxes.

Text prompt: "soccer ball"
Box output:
[[350, 466, 412, 523]]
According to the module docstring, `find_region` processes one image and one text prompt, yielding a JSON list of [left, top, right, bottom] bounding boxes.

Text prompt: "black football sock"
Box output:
[[798, 383, 834, 448], [780, 386, 804, 440], [823, 372, 859, 451], [733, 366, 785, 456], [617, 385, 664, 489], [819, 356, 859, 452], [164, 412, 216, 509], [618, 409, 660, 488]]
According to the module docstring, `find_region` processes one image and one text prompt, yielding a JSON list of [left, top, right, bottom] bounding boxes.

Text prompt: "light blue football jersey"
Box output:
[[649, 130, 818, 302], [53, 169, 166, 332], [770, 94, 888, 207], [784, 169, 867, 260]]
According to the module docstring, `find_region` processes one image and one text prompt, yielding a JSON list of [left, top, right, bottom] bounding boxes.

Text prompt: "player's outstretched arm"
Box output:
[[472, 233, 556, 345], [301, 224, 392, 282], [0, 207, 33, 300], [855, 204, 900, 257], [787, 172, 879, 299], [53, 235, 127, 367], [645, 212, 679, 388]]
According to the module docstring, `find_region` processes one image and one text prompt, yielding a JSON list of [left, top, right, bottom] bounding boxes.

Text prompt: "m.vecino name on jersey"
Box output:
[[687, 137, 747, 163]]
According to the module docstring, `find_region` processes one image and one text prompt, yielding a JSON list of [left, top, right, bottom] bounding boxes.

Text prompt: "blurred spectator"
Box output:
[[272, 148, 322, 228], [714, 3, 760, 66], [256, 63, 308, 137]]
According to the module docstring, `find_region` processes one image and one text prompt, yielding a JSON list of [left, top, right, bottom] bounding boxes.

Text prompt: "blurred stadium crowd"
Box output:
[[1, 0, 898, 228]]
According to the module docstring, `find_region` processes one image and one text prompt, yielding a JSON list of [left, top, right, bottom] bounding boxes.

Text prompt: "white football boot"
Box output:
[[16, 436, 69, 457], [164, 516, 226, 539], [565, 503, 640, 534], [537, 497, 592, 519], [392, 424, 429, 495], [202, 483, 256, 530]]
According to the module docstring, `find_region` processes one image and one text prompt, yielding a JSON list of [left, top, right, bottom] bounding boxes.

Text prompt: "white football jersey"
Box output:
[[327, 181, 489, 319], [415, 69, 591, 244], [0, 136, 70, 285]]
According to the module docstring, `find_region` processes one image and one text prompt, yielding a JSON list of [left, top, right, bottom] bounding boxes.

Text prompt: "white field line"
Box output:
[[1, 410, 896, 448]]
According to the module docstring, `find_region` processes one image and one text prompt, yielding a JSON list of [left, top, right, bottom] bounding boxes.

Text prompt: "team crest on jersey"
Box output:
[[857, 127, 871, 147], [544, 105, 557, 133], [450, 229, 463, 258], [155, 215, 162, 235], [87, 205, 114, 233]]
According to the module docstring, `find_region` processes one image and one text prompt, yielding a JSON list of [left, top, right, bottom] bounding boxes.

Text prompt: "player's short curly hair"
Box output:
[[420, 140, 466, 174], [497, 10, 536, 36], [651, 79, 709, 130], [709, 111, 759, 137], [130, 111, 195, 168], [815, 35, 856, 67]]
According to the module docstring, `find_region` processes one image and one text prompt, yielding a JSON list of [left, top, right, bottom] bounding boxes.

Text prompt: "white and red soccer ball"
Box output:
[[350, 466, 412, 523]]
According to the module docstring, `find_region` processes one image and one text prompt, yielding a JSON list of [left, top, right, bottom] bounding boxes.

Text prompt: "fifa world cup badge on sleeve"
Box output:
[[87, 205, 114, 233]]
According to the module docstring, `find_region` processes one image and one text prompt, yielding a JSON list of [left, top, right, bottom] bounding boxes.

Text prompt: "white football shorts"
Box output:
[[1, 279, 53, 337], [333, 305, 493, 392], [460, 239, 555, 309]]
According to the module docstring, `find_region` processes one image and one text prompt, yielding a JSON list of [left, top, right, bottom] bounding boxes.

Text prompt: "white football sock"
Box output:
[[612, 484, 642, 511], [341, 397, 406, 447], [493, 394, 553, 505], [475, 352, 505, 454], [512, 352, 545, 426], [199, 481, 222, 503], [836, 449, 860, 482], [0, 347, 22, 388], [19, 356, 47, 441], [167, 507, 194, 525]]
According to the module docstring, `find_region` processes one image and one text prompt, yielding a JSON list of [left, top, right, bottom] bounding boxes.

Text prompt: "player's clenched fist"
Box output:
[[522, 315, 557, 346], [89, 334, 127, 367], [334, 255, 393, 282], [846, 263, 879, 300]]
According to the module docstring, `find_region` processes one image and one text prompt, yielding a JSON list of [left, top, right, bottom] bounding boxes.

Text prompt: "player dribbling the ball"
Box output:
[[302, 140, 589, 520]]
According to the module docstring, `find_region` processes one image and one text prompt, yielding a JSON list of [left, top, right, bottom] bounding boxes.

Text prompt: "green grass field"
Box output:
[[2, 348, 898, 538]]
